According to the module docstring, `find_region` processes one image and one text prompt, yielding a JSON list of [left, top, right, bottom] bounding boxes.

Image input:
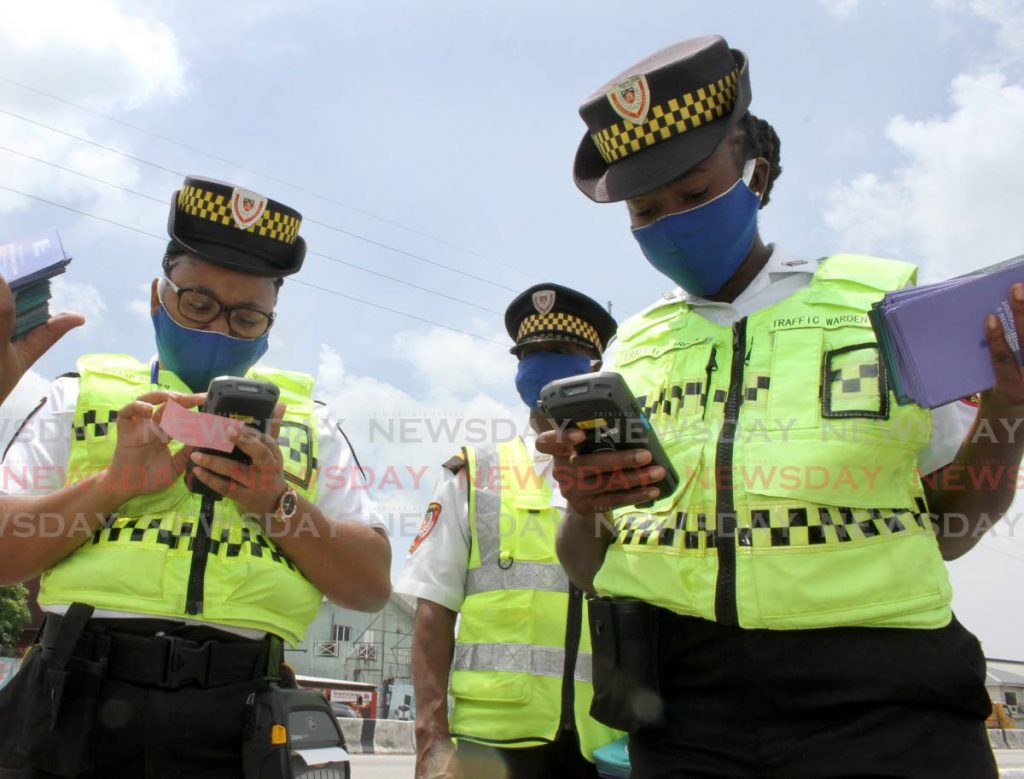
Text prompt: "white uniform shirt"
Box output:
[[1, 368, 385, 636], [395, 431, 561, 613], [612, 247, 975, 476]]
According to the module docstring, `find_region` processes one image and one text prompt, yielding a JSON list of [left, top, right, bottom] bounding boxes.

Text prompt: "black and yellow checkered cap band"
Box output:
[[517, 312, 603, 351], [177, 185, 301, 244], [591, 68, 739, 164]]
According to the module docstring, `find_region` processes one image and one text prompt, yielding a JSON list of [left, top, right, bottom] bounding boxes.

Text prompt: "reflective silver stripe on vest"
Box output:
[[453, 643, 594, 683], [465, 561, 569, 595], [473, 445, 502, 566]]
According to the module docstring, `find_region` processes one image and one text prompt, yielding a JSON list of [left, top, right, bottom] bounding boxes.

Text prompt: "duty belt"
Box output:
[[41, 606, 280, 690]]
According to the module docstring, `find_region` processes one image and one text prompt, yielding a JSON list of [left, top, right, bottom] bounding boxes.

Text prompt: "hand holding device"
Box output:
[[185, 376, 280, 499], [540, 371, 679, 508]]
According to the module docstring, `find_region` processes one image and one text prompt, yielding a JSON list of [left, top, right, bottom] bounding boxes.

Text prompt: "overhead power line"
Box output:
[[0, 106, 517, 294], [0, 183, 507, 346], [0, 145, 500, 315], [0, 75, 539, 282], [979, 541, 1024, 565]]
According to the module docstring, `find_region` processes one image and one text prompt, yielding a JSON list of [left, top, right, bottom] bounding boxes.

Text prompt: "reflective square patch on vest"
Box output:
[[276, 421, 316, 489], [821, 342, 890, 420]]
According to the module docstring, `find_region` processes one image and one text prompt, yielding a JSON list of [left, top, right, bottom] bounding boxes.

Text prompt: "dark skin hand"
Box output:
[[0, 390, 204, 584], [0, 274, 84, 404], [411, 599, 461, 779], [924, 285, 1024, 559]]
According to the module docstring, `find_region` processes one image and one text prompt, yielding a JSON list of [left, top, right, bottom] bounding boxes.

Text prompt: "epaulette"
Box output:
[[616, 289, 687, 343], [442, 453, 466, 474]]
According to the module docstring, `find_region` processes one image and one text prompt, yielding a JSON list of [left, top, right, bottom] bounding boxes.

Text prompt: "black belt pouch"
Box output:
[[588, 596, 664, 733], [0, 603, 106, 776]]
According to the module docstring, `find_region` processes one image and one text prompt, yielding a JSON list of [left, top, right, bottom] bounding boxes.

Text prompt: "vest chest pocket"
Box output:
[[615, 337, 715, 424], [70, 406, 120, 468], [507, 505, 559, 563], [765, 329, 824, 430], [821, 342, 889, 420], [277, 421, 316, 489]]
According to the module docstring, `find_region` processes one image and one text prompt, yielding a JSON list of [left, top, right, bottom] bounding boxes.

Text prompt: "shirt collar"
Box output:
[[660, 245, 812, 309]]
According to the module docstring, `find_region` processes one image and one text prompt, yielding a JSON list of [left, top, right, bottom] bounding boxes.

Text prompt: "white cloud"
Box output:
[[393, 322, 516, 397], [0, 1, 185, 230], [1, 1, 185, 111], [824, 72, 1024, 278], [50, 276, 107, 332], [815, 0, 861, 18], [129, 282, 153, 320], [934, 0, 1024, 63], [313, 342, 523, 568]]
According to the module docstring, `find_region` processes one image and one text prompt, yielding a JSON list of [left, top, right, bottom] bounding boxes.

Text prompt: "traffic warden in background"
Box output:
[[396, 284, 622, 779], [0, 176, 391, 777], [538, 35, 1019, 778]]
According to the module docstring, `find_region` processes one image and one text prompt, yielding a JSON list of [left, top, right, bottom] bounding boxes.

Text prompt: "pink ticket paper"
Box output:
[[159, 398, 244, 453]]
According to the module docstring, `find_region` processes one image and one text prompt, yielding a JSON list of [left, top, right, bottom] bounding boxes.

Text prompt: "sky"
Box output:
[[0, 0, 1023, 657]]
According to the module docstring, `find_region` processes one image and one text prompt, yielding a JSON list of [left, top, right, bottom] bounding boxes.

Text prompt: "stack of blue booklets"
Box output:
[[869, 254, 1024, 408], [0, 228, 72, 340]]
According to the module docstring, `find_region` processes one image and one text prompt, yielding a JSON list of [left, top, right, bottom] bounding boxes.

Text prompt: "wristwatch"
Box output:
[[271, 485, 299, 524]]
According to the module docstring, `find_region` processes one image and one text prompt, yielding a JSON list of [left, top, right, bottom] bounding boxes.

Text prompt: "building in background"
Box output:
[[285, 593, 415, 719], [986, 658, 1024, 727]]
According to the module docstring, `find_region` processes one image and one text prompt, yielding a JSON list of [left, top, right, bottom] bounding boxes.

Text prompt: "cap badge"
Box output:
[[230, 188, 268, 230], [532, 289, 556, 314], [607, 74, 650, 125]]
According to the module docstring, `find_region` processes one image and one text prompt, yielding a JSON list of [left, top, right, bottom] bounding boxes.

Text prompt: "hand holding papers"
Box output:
[[0, 228, 83, 404], [870, 254, 1024, 408], [0, 228, 73, 339]]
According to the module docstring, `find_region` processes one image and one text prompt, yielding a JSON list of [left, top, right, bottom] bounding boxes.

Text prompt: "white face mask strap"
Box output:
[[742, 158, 764, 201], [742, 158, 756, 186]]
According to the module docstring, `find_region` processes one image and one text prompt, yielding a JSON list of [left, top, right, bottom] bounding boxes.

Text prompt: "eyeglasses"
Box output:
[[158, 277, 275, 339]]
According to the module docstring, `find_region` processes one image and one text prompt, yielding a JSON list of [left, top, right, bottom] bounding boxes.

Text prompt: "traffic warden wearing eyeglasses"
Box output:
[[0, 176, 391, 777], [395, 284, 622, 779], [538, 36, 1020, 778]]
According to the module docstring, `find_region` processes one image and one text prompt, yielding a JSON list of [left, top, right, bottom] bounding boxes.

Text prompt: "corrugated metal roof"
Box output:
[[986, 665, 1024, 687]]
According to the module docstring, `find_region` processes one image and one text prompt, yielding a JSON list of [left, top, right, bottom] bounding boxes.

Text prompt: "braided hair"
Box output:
[[733, 113, 782, 208]]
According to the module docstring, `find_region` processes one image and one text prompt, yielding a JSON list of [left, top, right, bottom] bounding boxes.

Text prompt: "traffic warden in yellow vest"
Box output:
[[538, 36, 1023, 779], [0, 176, 391, 777], [396, 284, 622, 779]]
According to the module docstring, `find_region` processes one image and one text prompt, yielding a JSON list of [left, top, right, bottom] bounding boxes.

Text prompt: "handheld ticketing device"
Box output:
[[185, 376, 280, 498], [539, 371, 680, 508]]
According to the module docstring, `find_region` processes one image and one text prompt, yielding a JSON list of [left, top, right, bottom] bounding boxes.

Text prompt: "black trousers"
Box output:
[[0, 620, 269, 779], [457, 732, 599, 779], [24, 675, 264, 778], [626, 609, 998, 779]]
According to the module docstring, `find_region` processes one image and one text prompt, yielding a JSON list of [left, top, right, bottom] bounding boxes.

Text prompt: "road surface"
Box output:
[[347, 750, 1024, 777], [349, 754, 415, 778]]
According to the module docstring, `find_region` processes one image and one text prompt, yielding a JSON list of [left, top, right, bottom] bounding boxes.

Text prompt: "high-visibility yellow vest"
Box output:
[[39, 353, 323, 645], [595, 255, 953, 630], [449, 438, 621, 759]]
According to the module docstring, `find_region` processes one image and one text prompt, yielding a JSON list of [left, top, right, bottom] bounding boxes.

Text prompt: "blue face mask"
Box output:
[[631, 161, 761, 298], [152, 302, 269, 392], [515, 351, 592, 409]]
